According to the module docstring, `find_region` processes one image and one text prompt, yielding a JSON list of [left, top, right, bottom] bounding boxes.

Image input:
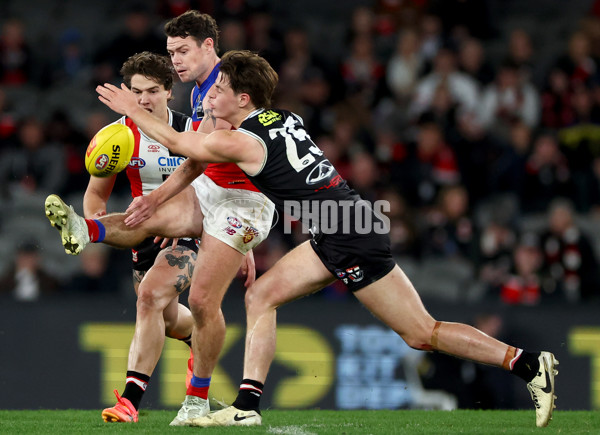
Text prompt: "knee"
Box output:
[[400, 318, 439, 351], [244, 281, 276, 316], [136, 284, 163, 315], [188, 287, 219, 323]]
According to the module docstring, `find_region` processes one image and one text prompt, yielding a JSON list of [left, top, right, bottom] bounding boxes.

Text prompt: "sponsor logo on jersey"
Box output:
[[223, 226, 237, 236], [335, 269, 346, 278], [243, 226, 259, 244], [128, 157, 146, 169], [158, 156, 185, 167], [95, 154, 109, 170], [345, 265, 364, 283], [147, 144, 160, 152], [258, 110, 282, 126], [227, 216, 243, 228], [314, 174, 343, 192], [306, 160, 335, 185]]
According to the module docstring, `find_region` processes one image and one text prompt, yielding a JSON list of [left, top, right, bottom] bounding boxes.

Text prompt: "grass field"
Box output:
[[0, 410, 598, 434]]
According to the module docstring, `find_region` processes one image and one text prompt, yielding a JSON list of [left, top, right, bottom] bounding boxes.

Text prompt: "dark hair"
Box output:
[[120, 51, 175, 91], [219, 50, 278, 109], [164, 10, 220, 52]]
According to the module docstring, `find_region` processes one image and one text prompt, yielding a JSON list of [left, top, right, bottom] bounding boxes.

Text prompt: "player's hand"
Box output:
[[96, 83, 137, 116], [154, 237, 178, 249], [125, 195, 157, 226], [241, 249, 256, 288]]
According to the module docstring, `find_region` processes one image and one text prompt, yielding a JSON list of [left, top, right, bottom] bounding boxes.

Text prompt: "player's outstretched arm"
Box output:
[[83, 174, 117, 219], [124, 159, 204, 227], [97, 83, 229, 162]]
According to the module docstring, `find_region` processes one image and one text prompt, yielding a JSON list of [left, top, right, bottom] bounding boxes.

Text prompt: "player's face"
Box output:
[[130, 74, 171, 121], [206, 72, 240, 121], [167, 36, 212, 84]]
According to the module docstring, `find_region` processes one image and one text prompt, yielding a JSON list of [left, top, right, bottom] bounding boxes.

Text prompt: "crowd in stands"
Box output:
[[1, 0, 600, 305]]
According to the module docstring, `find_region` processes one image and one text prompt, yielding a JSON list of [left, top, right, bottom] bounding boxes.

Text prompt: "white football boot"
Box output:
[[188, 405, 262, 427], [45, 194, 90, 255], [527, 351, 559, 427], [169, 395, 210, 426]]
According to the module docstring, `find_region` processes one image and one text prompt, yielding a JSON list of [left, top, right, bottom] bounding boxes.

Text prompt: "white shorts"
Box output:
[[191, 173, 275, 254]]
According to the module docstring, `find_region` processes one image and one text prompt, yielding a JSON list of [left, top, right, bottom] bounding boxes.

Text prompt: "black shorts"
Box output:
[[132, 237, 200, 272], [310, 230, 395, 292]]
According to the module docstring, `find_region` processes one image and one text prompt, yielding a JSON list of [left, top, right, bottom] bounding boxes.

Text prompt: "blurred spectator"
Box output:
[[386, 29, 424, 103], [410, 48, 479, 120], [346, 6, 376, 44], [41, 28, 91, 88], [521, 132, 573, 213], [0, 88, 18, 148], [0, 240, 60, 302], [539, 198, 600, 302], [558, 86, 600, 211], [418, 13, 443, 66], [340, 34, 387, 108], [379, 188, 421, 259], [540, 68, 576, 129], [391, 120, 460, 207], [157, 0, 215, 19], [219, 19, 247, 52], [499, 233, 543, 305], [0, 18, 32, 86], [0, 117, 66, 199], [277, 27, 334, 102], [554, 31, 598, 88], [347, 151, 380, 202], [245, 8, 284, 67], [458, 38, 494, 87], [421, 184, 477, 261], [45, 110, 89, 196], [486, 121, 531, 196], [477, 214, 519, 296], [92, 3, 164, 85], [478, 60, 540, 141], [504, 29, 535, 85], [64, 243, 115, 294]]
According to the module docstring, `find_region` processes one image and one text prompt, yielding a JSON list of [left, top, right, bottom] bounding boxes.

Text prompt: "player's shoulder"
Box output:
[[170, 109, 194, 132], [240, 109, 302, 130]]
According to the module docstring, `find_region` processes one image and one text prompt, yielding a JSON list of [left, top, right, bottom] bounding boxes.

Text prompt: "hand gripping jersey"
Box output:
[[119, 108, 194, 197], [191, 62, 259, 192]]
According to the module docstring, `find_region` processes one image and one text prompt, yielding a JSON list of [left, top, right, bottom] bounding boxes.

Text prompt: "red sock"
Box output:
[[186, 384, 209, 399], [84, 219, 105, 243]]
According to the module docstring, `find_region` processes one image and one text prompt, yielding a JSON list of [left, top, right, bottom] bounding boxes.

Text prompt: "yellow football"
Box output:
[[85, 123, 135, 177]]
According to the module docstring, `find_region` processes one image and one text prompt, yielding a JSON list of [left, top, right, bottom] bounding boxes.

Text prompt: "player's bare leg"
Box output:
[[45, 186, 203, 254], [128, 246, 197, 375], [171, 233, 246, 426], [354, 265, 558, 427], [103, 245, 200, 423], [189, 241, 335, 427]]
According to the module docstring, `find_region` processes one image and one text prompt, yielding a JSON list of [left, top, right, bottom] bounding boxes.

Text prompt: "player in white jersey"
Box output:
[[84, 51, 207, 423]]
